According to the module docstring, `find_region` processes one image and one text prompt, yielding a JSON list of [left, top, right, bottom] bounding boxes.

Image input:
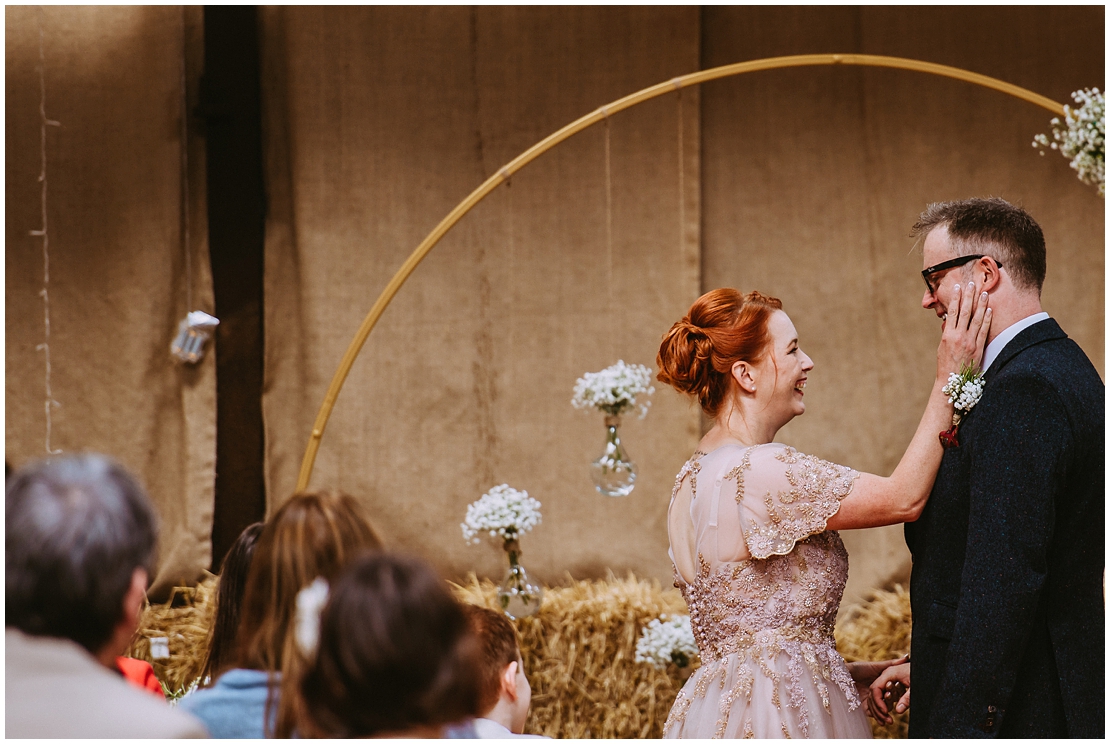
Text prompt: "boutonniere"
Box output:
[[939, 364, 985, 449]]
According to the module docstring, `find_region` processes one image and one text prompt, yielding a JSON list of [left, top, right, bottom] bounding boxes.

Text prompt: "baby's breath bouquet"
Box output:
[[461, 484, 542, 546], [571, 360, 655, 419], [462, 484, 544, 618], [635, 614, 699, 672], [1034, 87, 1105, 197]]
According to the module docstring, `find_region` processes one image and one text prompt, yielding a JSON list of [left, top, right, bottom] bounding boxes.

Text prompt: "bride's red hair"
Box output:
[[656, 289, 783, 417]]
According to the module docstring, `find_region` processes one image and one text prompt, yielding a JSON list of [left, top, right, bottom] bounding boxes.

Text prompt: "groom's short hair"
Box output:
[[911, 197, 1047, 294]]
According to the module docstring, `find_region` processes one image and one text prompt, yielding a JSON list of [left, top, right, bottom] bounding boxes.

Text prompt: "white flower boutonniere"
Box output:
[[939, 363, 985, 449]]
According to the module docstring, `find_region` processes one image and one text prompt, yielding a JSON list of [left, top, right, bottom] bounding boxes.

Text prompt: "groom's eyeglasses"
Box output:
[[921, 254, 1002, 295]]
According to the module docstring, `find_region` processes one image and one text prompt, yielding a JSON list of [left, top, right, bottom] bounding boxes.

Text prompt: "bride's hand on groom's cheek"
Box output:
[[936, 282, 992, 379]]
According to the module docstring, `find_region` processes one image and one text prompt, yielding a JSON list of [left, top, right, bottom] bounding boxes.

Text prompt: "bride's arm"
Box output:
[[827, 379, 952, 529], [827, 284, 990, 531]]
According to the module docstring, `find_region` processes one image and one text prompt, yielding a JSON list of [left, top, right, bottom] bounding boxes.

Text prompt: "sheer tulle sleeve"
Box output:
[[736, 444, 859, 560]]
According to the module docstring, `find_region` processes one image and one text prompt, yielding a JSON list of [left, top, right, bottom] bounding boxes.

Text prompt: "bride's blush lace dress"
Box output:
[[663, 443, 871, 739]]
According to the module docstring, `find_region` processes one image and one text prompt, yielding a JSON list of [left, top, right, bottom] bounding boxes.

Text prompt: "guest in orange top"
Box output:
[[117, 656, 165, 698]]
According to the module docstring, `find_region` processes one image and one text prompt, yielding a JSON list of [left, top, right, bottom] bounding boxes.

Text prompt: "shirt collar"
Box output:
[[982, 311, 1050, 372], [473, 718, 514, 737]]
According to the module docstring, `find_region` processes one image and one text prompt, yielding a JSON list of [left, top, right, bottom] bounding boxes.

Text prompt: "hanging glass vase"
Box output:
[[497, 539, 543, 619], [591, 414, 637, 497]]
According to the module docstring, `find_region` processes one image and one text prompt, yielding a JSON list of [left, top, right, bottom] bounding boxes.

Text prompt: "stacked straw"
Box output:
[[127, 573, 218, 698], [454, 573, 691, 738], [836, 584, 913, 739], [133, 571, 912, 738]]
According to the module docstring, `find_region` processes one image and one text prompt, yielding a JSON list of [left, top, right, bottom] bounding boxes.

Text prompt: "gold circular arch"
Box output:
[[295, 52, 1065, 491]]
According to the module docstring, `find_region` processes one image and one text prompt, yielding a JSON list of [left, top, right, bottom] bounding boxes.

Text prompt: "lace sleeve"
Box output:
[[736, 445, 858, 560]]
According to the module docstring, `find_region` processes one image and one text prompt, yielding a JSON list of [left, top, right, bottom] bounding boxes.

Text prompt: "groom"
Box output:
[[902, 198, 1104, 737]]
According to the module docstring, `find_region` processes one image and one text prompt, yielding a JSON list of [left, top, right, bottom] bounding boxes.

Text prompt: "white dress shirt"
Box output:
[[472, 717, 550, 739], [981, 312, 1050, 373]]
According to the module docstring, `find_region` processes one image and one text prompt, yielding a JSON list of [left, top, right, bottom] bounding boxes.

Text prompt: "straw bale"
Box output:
[[454, 573, 691, 739], [836, 584, 912, 739], [456, 575, 912, 739], [127, 571, 911, 737], [126, 572, 218, 698]]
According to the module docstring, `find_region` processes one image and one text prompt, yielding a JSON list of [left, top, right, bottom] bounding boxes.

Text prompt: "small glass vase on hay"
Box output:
[[462, 484, 544, 619], [571, 360, 654, 497]]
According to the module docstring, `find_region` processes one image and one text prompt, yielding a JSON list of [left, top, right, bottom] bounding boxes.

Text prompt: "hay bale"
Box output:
[[128, 571, 913, 737], [127, 573, 218, 697], [836, 584, 912, 739], [454, 573, 691, 738]]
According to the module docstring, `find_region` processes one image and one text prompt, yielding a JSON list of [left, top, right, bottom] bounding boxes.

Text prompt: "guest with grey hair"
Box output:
[[6, 453, 207, 737]]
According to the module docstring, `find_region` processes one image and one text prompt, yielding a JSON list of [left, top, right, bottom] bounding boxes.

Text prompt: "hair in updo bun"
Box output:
[[656, 289, 783, 417]]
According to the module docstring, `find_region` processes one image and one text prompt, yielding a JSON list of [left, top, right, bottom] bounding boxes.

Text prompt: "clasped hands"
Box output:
[[847, 656, 911, 725]]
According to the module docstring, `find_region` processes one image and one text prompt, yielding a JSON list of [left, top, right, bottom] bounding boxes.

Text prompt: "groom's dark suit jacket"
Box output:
[[904, 318, 1104, 738]]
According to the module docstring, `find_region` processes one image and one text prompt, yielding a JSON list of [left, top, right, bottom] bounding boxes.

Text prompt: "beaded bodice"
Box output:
[[664, 443, 862, 738], [679, 531, 848, 663]]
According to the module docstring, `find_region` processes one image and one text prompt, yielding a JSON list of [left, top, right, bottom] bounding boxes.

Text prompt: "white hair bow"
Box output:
[[294, 577, 330, 655]]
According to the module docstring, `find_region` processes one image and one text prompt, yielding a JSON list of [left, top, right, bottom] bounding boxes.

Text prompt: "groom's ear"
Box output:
[[978, 256, 1002, 292], [731, 360, 757, 394]]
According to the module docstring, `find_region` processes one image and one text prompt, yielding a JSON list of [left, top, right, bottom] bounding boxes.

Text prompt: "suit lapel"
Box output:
[[983, 318, 1066, 384]]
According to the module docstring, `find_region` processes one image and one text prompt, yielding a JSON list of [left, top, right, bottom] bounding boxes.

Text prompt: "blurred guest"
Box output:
[[180, 491, 380, 737], [462, 605, 547, 739], [198, 522, 264, 686], [117, 655, 167, 698], [6, 454, 206, 737], [298, 552, 482, 738]]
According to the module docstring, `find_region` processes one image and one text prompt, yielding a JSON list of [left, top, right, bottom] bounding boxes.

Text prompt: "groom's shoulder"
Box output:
[[1001, 331, 1102, 395], [990, 331, 1103, 431]]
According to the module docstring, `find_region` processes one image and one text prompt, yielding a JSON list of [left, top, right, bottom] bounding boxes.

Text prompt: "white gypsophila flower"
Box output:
[[461, 484, 542, 545], [571, 360, 655, 418], [634, 614, 698, 669], [1034, 87, 1105, 197], [294, 577, 330, 656], [942, 368, 985, 414], [168, 676, 202, 706]]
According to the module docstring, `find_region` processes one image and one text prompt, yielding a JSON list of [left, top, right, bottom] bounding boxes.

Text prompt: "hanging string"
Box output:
[[179, 7, 192, 311], [32, 7, 62, 454], [676, 89, 685, 255], [505, 173, 516, 349], [603, 113, 614, 353]]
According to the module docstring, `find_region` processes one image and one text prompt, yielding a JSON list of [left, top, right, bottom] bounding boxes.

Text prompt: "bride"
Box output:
[[656, 286, 989, 738]]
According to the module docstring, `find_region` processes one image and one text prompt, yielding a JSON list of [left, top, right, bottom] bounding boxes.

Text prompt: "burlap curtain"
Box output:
[[258, 6, 1102, 607], [5, 7, 1101, 610], [5, 6, 213, 597], [259, 6, 703, 586]]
